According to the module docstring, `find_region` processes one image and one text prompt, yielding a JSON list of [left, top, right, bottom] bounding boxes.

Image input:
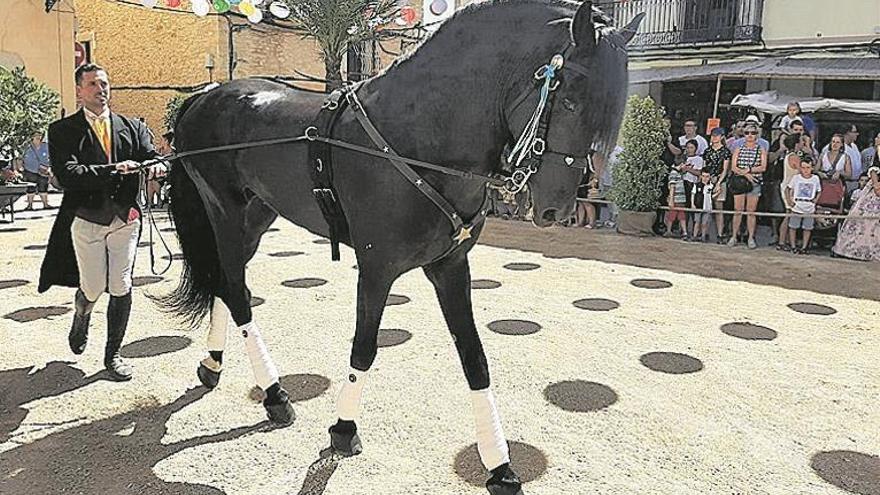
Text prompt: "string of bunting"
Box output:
[[133, 0, 418, 26]]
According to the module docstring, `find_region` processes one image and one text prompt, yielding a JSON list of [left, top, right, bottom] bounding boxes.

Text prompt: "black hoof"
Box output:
[[263, 387, 295, 425], [486, 463, 524, 495], [329, 420, 363, 457], [197, 362, 221, 389]]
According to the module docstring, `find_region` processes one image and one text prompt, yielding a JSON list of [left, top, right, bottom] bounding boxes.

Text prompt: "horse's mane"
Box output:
[[380, 0, 613, 75]]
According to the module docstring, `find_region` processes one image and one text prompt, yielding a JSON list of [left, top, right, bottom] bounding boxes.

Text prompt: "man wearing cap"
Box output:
[[38, 63, 166, 381]]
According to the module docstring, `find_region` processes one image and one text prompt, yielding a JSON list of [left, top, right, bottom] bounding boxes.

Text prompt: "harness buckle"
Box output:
[[531, 138, 546, 156], [305, 126, 319, 141]]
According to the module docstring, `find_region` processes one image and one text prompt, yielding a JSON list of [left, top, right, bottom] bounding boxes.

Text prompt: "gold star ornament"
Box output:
[[453, 225, 473, 245]]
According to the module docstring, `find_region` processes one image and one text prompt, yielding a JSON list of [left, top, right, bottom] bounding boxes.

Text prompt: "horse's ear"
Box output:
[[570, 1, 596, 52], [619, 12, 646, 45]]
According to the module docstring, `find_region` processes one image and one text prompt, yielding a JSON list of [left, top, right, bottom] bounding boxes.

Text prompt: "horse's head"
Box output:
[[507, 1, 643, 227]]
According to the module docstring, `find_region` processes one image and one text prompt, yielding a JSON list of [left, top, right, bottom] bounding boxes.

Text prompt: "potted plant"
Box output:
[[609, 95, 668, 236]]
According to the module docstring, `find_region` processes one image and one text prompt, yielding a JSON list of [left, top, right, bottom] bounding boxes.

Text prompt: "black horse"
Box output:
[[162, 1, 641, 492]]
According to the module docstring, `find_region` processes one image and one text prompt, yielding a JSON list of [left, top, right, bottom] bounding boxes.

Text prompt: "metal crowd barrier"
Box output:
[[578, 198, 880, 221]]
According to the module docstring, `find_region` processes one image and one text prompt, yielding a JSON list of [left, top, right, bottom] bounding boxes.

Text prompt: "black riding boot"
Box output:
[[68, 289, 95, 355], [105, 293, 133, 381]]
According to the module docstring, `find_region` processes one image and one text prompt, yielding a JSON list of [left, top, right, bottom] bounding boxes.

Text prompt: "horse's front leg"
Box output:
[[423, 252, 523, 495], [328, 266, 396, 456]]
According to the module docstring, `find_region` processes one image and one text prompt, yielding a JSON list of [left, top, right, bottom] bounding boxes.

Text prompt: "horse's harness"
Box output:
[[143, 43, 593, 262], [306, 43, 592, 261]]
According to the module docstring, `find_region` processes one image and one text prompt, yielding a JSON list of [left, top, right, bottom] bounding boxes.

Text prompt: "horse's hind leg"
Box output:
[[328, 266, 397, 456], [203, 193, 293, 425], [423, 252, 523, 495], [197, 194, 278, 389]]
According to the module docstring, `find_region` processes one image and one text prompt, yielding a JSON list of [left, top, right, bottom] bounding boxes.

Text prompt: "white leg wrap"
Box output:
[[471, 388, 510, 471], [337, 368, 367, 421], [207, 298, 229, 352], [240, 321, 279, 390]]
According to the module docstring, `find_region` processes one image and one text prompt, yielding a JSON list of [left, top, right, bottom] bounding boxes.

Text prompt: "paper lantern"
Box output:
[[238, 0, 255, 14], [165, 0, 181, 6], [213, 0, 230, 13], [247, 8, 263, 23], [268, 1, 290, 19], [140, 0, 158, 7], [400, 6, 416, 23], [192, 0, 210, 16]]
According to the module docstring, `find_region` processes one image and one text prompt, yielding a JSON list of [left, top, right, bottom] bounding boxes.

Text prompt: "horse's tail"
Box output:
[[153, 93, 223, 329]]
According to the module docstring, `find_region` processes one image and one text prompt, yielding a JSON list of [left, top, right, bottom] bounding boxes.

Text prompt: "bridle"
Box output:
[[503, 42, 595, 194]]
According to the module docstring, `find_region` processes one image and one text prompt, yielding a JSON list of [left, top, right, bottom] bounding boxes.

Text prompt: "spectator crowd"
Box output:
[[489, 101, 880, 262]]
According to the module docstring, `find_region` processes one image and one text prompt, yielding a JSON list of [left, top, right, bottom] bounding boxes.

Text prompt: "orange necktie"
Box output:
[[94, 118, 111, 159]]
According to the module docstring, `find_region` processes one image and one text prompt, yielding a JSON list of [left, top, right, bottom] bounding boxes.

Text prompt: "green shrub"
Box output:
[[609, 95, 668, 212], [0, 67, 59, 159], [163, 93, 187, 133]]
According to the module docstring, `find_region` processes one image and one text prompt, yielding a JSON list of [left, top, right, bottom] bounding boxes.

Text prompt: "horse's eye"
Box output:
[[562, 98, 577, 112]]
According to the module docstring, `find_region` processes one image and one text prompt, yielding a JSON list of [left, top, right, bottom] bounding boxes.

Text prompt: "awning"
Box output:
[[730, 90, 880, 115], [629, 56, 880, 84]]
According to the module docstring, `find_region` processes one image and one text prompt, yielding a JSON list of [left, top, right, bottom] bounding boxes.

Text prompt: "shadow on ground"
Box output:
[[0, 361, 105, 444], [0, 387, 266, 494]]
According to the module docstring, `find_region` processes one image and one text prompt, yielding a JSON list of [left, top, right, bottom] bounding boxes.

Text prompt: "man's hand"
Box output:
[[115, 160, 142, 174], [146, 163, 167, 180]]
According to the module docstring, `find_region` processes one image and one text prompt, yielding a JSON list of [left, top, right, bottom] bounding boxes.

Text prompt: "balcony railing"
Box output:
[[596, 0, 763, 49]]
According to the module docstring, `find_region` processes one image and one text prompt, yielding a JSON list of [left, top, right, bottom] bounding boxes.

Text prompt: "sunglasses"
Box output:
[[744, 131, 759, 135]]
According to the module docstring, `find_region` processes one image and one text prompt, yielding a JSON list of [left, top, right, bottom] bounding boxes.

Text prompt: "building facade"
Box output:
[[74, 0, 327, 134], [597, 0, 880, 146], [0, 0, 77, 112]]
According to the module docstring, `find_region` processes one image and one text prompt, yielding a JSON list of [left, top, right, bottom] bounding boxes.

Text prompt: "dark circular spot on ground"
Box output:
[[811, 450, 880, 495], [454, 441, 548, 486], [788, 302, 837, 316], [544, 380, 618, 412], [282, 278, 328, 289], [313, 238, 330, 244], [640, 352, 704, 374], [138, 241, 152, 248], [503, 262, 540, 271], [268, 251, 304, 258], [23, 244, 47, 250], [159, 227, 175, 232], [249, 373, 332, 403], [250, 296, 265, 307], [630, 278, 673, 289], [352, 264, 358, 270], [385, 294, 410, 306], [0, 227, 26, 233], [0, 279, 29, 290], [132, 276, 163, 287], [573, 298, 620, 311], [4, 306, 71, 323], [721, 322, 778, 341], [266, 227, 280, 233], [120, 335, 193, 358], [162, 253, 186, 261], [377, 329, 412, 347], [487, 319, 541, 336], [471, 279, 502, 289]]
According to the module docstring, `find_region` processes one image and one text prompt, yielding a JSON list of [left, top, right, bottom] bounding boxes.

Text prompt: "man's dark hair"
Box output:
[[75, 63, 106, 85], [783, 133, 800, 150]]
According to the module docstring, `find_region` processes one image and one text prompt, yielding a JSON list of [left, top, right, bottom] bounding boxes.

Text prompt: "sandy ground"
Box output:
[[0, 209, 878, 495]]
